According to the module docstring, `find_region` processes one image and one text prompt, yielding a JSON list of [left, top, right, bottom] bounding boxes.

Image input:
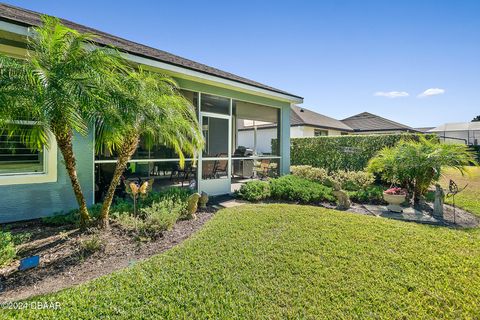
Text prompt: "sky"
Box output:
[[4, 0, 479, 127]]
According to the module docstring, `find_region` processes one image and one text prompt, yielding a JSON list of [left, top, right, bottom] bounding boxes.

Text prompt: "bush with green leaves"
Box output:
[[0, 230, 16, 267], [367, 136, 477, 204], [330, 170, 375, 191], [290, 165, 331, 185], [291, 165, 374, 191], [140, 187, 192, 209], [347, 186, 386, 204], [270, 175, 335, 203], [116, 197, 185, 238], [290, 134, 436, 172], [236, 180, 271, 202]]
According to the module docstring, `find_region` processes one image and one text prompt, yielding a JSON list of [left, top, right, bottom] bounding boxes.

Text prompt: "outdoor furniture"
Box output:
[[202, 161, 216, 179], [255, 159, 278, 179], [214, 159, 228, 178], [171, 163, 196, 185]]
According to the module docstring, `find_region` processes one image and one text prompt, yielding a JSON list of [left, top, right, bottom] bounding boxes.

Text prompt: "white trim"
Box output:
[[0, 131, 58, 186], [0, 20, 303, 104], [95, 158, 195, 164]]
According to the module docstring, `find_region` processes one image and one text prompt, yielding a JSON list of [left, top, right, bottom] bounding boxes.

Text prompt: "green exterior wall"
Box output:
[[0, 132, 94, 223]]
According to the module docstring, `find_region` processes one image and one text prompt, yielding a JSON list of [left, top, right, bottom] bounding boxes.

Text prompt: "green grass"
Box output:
[[440, 166, 480, 216], [5, 204, 480, 319]]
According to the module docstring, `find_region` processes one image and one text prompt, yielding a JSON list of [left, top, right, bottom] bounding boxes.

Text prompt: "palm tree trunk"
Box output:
[[100, 133, 140, 228], [55, 131, 90, 228]]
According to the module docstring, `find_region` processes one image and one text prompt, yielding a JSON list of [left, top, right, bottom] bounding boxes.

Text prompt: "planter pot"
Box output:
[[383, 193, 406, 213]]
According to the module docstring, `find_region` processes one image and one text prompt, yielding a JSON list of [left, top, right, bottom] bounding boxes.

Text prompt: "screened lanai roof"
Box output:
[[428, 122, 480, 132]]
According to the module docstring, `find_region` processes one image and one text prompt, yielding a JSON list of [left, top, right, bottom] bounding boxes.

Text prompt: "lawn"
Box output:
[[4, 204, 480, 319], [440, 166, 480, 216]]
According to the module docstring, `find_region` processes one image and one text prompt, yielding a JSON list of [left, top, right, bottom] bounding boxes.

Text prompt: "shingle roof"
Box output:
[[291, 106, 353, 131], [341, 112, 416, 132], [0, 3, 302, 100]]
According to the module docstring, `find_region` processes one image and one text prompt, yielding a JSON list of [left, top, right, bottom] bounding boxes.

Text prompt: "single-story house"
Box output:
[[341, 112, 419, 134], [289, 106, 353, 137], [237, 106, 352, 154], [428, 122, 480, 145], [0, 4, 302, 223]]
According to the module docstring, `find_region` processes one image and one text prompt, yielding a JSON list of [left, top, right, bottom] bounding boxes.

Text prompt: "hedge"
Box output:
[[290, 133, 436, 172]]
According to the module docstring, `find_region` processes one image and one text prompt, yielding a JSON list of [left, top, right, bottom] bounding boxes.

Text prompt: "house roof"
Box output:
[[0, 3, 302, 101], [341, 112, 416, 132], [414, 127, 435, 133], [291, 106, 353, 131], [428, 122, 480, 132]]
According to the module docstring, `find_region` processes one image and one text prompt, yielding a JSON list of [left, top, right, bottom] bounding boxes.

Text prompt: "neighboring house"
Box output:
[[290, 105, 353, 137], [0, 4, 302, 223], [428, 122, 480, 145], [341, 112, 419, 134], [237, 106, 352, 154]]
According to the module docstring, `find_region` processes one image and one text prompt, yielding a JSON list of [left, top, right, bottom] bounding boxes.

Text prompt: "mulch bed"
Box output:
[[0, 209, 215, 302]]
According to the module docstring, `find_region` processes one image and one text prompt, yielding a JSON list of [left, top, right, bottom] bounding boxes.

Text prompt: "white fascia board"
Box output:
[[0, 20, 303, 104]]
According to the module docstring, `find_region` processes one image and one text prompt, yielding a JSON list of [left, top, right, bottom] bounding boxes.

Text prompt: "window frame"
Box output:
[[314, 129, 328, 137], [0, 123, 57, 186]]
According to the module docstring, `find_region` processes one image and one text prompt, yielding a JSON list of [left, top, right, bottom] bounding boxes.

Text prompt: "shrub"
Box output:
[[291, 165, 331, 185], [141, 187, 192, 208], [117, 197, 185, 238], [347, 186, 386, 204], [291, 134, 436, 172], [78, 234, 103, 255], [270, 175, 335, 203], [367, 136, 477, 204], [330, 170, 375, 191], [291, 165, 374, 191], [236, 180, 271, 202], [0, 231, 16, 267]]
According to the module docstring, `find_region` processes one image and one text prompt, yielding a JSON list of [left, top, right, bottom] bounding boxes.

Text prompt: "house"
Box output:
[[237, 106, 352, 154], [428, 122, 480, 145], [290, 106, 353, 137], [0, 4, 302, 223], [341, 112, 419, 134]]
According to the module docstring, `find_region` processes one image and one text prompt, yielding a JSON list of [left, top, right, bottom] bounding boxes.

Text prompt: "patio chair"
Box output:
[[213, 154, 228, 178]]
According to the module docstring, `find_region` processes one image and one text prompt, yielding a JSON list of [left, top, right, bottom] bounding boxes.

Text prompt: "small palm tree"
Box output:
[[368, 136, 477, 205], [0, 16, 125, 227], [96, 69, 204, 228]]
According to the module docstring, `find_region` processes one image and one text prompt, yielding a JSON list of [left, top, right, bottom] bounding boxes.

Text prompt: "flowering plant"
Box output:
[[384, 187, 407, 195]]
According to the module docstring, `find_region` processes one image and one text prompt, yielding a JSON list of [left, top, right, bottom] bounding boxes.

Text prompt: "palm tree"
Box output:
[[96, 69, 204, 228], [368, 136, 477, 205], [0, 16, 125, 227]]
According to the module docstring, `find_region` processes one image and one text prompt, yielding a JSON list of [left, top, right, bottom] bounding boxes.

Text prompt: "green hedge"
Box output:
[[291, 134, 436, 172]]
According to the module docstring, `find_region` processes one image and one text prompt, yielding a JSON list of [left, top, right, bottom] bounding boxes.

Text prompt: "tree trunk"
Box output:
[[55, 130, 90, 228], [99, 133, 140, 228]]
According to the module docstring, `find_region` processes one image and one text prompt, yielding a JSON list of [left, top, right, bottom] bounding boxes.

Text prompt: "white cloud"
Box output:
[[418, 88, 445, 97], [373, 91, 409, 98]]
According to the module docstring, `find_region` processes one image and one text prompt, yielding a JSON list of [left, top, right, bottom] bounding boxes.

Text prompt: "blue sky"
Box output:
[[4, 0, 479, 127]]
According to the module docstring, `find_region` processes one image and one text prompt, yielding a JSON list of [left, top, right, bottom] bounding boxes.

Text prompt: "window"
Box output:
[[314, 129, 328, 137], [0, 125, 44, 175], [0, 124, 57, 185]]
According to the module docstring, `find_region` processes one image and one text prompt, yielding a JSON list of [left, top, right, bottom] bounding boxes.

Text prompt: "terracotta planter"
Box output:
[[383, 193, 406, 213]]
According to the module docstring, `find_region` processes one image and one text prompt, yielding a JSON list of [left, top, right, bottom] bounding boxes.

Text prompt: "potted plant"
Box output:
[[383, 187, 407, 213]]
